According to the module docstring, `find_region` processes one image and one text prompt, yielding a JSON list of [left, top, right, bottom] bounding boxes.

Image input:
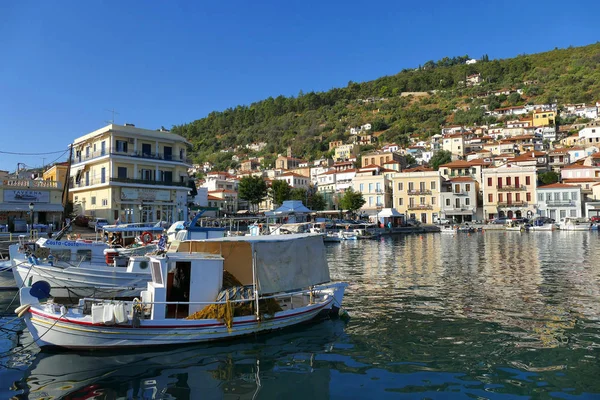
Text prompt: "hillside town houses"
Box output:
[[4, 100, 600, 231]]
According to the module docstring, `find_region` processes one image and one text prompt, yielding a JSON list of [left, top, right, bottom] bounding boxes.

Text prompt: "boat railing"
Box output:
[[78, 287, 328, 316]]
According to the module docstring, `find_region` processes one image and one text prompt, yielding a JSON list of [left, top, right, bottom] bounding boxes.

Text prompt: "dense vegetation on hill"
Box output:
[[172, 43, 600, 171]]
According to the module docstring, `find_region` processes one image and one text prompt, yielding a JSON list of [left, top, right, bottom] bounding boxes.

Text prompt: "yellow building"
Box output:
[[70, 124, 192, 224], [481, 165, 537, 220], [333, 144, 359, 161], [0, 176, 64, 231], [352, 166, 392, 215], [532, 110, 556, 127], [442, 133, 466, 158], [43, 162, 70, 187], [392, 167, 442, 224]]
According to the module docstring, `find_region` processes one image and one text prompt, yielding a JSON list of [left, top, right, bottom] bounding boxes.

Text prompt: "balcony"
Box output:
[[408, 204, 433, 210], [110, 177, 188, 187], [407, 189, 432, 195], [71, 177, 188, 189], [1, 179, 61, 189], [546, 201, 576, 207], [496, 185, 527, 191], [72, 149, 191, 165], [497, 201, 527, 207]]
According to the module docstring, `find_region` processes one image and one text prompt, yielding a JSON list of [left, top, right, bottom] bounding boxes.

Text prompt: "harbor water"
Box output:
[[1, 231, 600, 398]]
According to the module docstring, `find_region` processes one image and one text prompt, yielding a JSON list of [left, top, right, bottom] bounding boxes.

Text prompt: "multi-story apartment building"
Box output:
[[42, 162, 70, 187], [352, 166, 393, 215], [275, 156, 304, 170], [482, 165, 537, 220], [361, 151, 405, 169], [392, 167, 442, 224], [442, 133, 466, 159], [561, 164, 600, 200], [536, 183, 582, 221], [548, 148, 571, 172], [440, 177, 478, 222], [70, 124, 192, 224], [274, 172, 310, 189], [532, 109, 556, 127], [333, 144, 359, 161]]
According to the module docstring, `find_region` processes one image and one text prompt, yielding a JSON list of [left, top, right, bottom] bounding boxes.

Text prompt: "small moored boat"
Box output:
[[17, 233, 348, 349]]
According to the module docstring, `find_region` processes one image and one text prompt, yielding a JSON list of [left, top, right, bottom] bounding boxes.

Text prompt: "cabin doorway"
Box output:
[[167, 261, 191, 317]]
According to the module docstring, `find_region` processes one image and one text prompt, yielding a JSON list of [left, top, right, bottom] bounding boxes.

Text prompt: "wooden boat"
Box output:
[[17, 233, 348, 349]]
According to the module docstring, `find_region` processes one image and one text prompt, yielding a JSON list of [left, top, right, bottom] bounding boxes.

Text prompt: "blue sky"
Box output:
[[1, 0, 598, 172]]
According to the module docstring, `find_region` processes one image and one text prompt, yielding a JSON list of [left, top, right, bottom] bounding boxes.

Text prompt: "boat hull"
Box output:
[[23, 297, 333, 349], [13, 261, 149, 298], [0, 260, 16, 290]]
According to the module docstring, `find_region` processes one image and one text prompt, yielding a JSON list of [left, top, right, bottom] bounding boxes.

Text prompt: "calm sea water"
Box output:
[[1, 232, 600, 399]]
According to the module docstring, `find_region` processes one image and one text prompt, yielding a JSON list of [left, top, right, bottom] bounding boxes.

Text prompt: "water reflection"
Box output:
[[4, 232, 600, 398], [15, 320, 345, 399]]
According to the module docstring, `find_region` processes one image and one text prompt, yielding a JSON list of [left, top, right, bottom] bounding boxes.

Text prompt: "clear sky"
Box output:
[[1, 0, 598, 172]]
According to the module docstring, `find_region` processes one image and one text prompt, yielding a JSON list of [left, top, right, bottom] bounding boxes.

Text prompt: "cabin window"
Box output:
[[52, 250, 71, 262], [76, 250, 92, 262], [152, 261, 163, 285]]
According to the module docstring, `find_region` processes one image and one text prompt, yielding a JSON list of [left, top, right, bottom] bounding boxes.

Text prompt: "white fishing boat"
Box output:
[[557, 218, 591, 231], [18, 233, 348, 349], [529, 219, 556, 231], [9, 237, 159, 298], [505, 220, 525, 231], [440, 224, 458, 234]]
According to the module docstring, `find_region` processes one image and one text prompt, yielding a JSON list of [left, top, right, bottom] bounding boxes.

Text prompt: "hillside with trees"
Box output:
[[172, 43, 600, 171]]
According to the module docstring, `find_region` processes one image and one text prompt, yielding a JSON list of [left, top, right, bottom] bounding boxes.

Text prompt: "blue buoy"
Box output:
[[29, 281, 51, 300]]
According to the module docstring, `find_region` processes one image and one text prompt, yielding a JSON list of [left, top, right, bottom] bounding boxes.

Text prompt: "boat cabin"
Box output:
[[101, 222, 165, 246], [145, 253, 224, 319]]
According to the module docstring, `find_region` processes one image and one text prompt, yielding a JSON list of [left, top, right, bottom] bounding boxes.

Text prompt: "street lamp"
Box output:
[[29, 202, 34, 235], [138, 202, 143, 223]]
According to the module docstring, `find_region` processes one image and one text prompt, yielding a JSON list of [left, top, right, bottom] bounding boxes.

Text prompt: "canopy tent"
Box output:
[[377, 208, 403, 218], [176, 233, 330, 294], [264, 200, 311, 216]]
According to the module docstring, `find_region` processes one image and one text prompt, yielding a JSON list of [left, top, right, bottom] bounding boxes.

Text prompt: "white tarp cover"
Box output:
[[253, 234, 330, 294]]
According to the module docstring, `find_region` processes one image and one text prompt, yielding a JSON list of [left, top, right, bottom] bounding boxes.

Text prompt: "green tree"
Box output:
[[429, 150, 452, 170], [290, 187, 307, 202], [539, 171, 559, 185], [405, 153, 417, 166], [270, 180, 291, 206], [338, 188, 366, 214], [238, 176, 267, 212], [309, 192, 326, 211]]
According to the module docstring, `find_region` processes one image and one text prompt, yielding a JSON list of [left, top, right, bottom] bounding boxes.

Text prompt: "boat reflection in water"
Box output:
[[20, 319, 344, 399]]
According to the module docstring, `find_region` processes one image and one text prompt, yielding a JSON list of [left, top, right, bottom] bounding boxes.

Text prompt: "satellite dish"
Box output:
[[29, 281, 51, 300]]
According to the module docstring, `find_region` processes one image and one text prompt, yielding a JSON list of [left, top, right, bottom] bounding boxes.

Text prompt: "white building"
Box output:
[[536, 183, 582, 220]]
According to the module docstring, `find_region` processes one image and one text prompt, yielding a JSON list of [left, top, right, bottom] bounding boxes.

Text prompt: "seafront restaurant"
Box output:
[[0, 176, 64, 232]]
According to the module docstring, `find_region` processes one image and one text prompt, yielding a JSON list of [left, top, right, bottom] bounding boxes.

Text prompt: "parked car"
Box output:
[[591, 216, 600, 223], [491, 218, 508, 225], [88, 217, 109, 230], [73, 215, 90, 227], [436, 217, 451, 224]]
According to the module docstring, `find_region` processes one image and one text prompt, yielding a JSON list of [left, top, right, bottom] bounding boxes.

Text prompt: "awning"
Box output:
[[444, 209, 474, 215], [0, 204, 64, 212], [378, 208, 403, 218]]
